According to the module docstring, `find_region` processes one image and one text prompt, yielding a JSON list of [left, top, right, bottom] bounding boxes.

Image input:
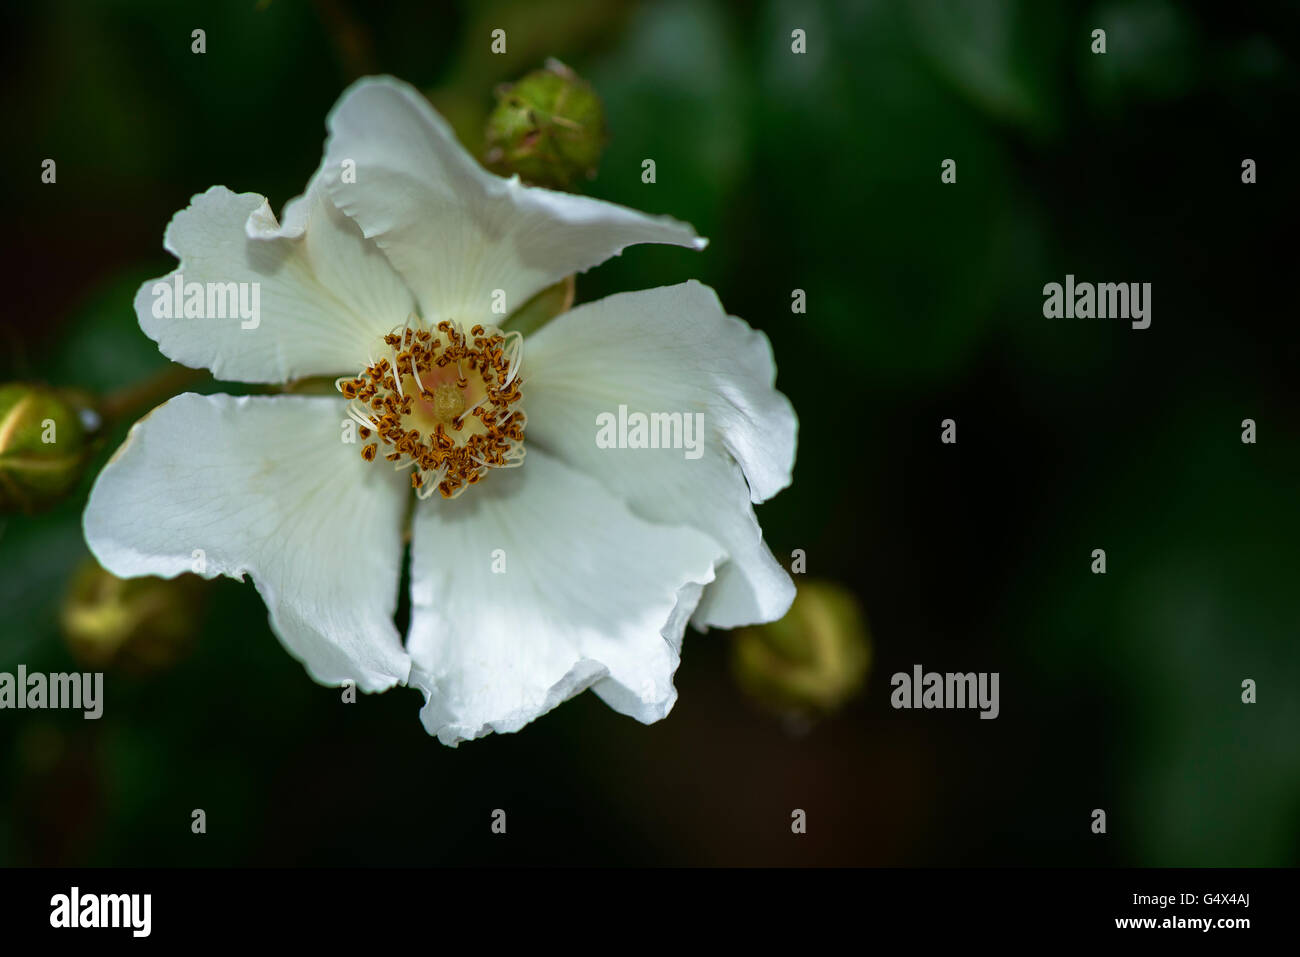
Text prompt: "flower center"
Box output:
[[337, 318, 526, 499]]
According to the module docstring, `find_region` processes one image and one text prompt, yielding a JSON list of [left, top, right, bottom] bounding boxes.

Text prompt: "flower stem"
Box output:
[[98, 365, 207, 426]]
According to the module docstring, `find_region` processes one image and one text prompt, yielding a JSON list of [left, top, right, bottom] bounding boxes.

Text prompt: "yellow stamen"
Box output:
[[338, 316, 526, 499]]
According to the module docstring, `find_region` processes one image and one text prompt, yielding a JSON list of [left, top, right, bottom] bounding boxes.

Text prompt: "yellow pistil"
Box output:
[[430, 382, 466, 425]]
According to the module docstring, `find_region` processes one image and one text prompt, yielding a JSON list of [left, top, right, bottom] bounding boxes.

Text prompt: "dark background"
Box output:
[[1, 0, 1297, 866]]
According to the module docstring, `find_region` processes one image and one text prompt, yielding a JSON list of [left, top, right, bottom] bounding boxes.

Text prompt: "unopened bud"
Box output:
[[61, 560, 202, 673], [731, 581, 871, 717], [484, 58, 608, 190], [0, 383, 93, 513]]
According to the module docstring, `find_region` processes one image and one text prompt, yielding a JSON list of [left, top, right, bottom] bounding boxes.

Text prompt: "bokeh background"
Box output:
[[1, 0, 1297, 866]]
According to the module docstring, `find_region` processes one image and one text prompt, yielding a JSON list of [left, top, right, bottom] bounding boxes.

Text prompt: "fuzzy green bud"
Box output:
[[0, 383, 92, 513], [61, 560, 202, 673], [732, 581, 871, 717], [484, 58, 608, 190]]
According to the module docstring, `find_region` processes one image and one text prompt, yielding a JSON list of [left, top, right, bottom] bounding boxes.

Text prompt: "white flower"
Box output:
[[83, 77, 796, 745]]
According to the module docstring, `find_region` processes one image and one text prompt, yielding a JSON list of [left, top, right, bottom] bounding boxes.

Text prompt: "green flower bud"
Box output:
[[731, 580, 871, 717], [484, 58, 608, 190], [61, 560, 202, 673], [0, 383, 93, 513]]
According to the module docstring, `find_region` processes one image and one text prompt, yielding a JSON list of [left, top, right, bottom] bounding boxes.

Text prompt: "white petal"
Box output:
[[525, 280, 798, 629], [137, 183, 416, 383], [83, 393, 411, 691], [318, 76, 705, 325], [406, 448, 722, 746]]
